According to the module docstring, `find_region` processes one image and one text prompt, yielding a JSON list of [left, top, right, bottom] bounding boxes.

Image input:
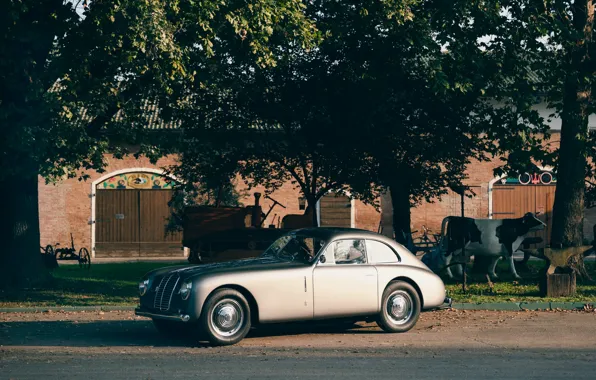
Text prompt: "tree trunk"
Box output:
[[307, 195, 318, 227], [388, 180, 411, 245], [0, 174, 51, 289], [551, 93, 587, 248], [214, 184, 223, 208], [550, 0, 594, 249]]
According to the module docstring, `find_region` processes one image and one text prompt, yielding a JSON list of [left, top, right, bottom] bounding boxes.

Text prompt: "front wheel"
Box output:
[[377, 281, 421, 333], [199, 288, 251, 346]]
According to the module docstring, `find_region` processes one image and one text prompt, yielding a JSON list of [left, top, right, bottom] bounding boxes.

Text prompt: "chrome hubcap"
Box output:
[[386, 290, 413, 325], [211, 299, 244, 337]]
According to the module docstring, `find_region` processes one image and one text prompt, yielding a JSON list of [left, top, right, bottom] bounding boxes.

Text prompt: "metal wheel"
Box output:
[[385, 290, 414, 325], [44, 245, 55, 257], [209, 299, 245, 337], [376, 281, 420, 333], [78, 247, 91, 269], [199, 288, 251, 346]]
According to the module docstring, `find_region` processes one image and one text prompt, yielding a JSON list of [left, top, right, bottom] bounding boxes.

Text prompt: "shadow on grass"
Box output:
[[441, 260, 596, 302], [0, 262, 182, 307], [2, 260, 596, 307]]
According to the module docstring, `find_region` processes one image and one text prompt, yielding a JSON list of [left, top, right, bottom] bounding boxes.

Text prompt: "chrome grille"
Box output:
[[153, 273, 180, 311]]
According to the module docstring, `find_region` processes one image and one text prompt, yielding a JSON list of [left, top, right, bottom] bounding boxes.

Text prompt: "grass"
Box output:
[[0, 262, 184, 308], [1, 260, 596, 308], [444, 261, 596, 303]]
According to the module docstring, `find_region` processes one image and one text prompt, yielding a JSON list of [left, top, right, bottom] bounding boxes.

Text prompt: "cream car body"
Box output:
[[135, 228, 448, 345]]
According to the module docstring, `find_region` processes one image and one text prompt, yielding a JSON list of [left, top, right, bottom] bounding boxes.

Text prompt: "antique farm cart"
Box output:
[[182, 193, 293, 263]]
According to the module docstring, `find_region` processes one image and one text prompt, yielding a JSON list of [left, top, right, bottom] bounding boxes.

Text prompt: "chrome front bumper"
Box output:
[[135, 308, 191, 322], [441, 297, 453, 309]]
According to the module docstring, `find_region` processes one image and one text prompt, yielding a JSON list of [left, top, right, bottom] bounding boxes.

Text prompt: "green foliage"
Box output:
[[479, 1, 595, 246], [0, 0, 319, 183], [171, 0, 509, 214]]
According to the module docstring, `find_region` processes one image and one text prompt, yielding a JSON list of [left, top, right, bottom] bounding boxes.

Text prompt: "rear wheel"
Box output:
[[199, 288, 251, 346], [78, 248, 91, 269], [377, 281, 420, 333]]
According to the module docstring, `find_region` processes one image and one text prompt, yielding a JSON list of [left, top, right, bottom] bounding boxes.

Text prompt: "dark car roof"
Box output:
[[290, 227, 388, 241]]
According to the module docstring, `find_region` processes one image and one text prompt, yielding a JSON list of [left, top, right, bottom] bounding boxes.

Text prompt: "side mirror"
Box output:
[[319, 255, 326, 264]]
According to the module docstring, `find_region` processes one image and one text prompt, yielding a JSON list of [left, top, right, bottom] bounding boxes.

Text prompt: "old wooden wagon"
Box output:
[[182, 193, 294, 263]]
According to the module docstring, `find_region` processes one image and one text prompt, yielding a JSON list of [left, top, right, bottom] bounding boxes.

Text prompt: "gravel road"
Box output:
[[1, 309, 595, 379]]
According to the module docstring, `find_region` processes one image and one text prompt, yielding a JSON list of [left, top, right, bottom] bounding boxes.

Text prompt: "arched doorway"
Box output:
[[91, 169, 183, 258], [316, 192, 355, 228]]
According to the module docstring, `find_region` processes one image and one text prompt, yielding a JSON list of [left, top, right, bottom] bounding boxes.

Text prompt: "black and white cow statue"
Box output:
[[431, 212, 546, 280]]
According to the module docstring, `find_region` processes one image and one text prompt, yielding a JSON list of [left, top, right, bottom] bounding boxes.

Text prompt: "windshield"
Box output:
[[261, 234, 325, 264]]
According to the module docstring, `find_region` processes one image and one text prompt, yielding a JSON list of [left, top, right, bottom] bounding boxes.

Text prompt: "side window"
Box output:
[[318, 244, 336, 265], [365, 240, 400, 263], [330, 239, 367, 264]]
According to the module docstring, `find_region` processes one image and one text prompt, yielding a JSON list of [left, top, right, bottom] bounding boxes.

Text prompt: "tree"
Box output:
[[170, 119, 381, 227], [171, 0, 513, 236], [309, 0, 507, 243], [0, 0, 317, 288], [168, 3, 420, 227], [485, 1, 594, 251], [1, 0, 79, 288]]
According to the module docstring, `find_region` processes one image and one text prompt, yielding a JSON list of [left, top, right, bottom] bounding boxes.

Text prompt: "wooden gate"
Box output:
[[492, 184, 556, 248], [95, 189, 183, 257], [319, 194, 352, 228]]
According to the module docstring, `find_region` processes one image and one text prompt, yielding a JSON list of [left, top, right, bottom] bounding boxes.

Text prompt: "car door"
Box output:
[[312, 238, 378, 318]]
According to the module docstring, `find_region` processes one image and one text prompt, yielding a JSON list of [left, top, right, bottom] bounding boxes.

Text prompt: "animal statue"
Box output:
[[437, 213, 546, 280]]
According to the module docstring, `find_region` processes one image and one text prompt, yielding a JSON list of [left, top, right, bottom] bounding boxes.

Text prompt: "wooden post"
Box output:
[[539, 246, 590, 297], [541, 272, 577, 297], [460, 191, 467, 293]]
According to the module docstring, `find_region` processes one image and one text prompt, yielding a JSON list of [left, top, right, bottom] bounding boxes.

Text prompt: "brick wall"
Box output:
[[407, 158, 497, 236], [382, 132, 566, 239], [354, 200, 381, 232], [39, 154, 179, 252], [40, 132, 579, 256], [235, 179, 305, 228]]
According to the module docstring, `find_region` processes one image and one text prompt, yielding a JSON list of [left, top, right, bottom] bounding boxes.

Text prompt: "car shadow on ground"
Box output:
[[0, 319, 383, 348]]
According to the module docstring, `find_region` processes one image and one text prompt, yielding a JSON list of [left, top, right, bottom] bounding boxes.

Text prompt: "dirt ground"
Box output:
[[1, 309, 596, 379], [2, 308, 596, 352]]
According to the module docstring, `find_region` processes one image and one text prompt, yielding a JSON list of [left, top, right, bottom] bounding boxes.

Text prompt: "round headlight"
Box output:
[[179, 281, 192, 300], [139, 279, 150, 296]]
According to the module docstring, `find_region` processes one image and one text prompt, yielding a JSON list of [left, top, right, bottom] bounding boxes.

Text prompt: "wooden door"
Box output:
[[139, 190, 183, 255], [319, 194, 351, 228], [95, 189, 183, 257], [492, 184, 556, 248], [95, 190, 140, 256]]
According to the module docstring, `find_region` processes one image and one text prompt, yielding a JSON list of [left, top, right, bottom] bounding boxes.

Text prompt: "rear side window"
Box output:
[[365, 240, 400, 263]]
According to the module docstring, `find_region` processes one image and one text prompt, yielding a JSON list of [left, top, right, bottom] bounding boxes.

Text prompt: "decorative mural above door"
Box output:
[[97, 172, 175, 190], [498, 171, 557, 185]]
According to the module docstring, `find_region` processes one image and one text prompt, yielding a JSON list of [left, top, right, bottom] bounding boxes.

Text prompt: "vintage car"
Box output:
[[135, 227, 449, 346]]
